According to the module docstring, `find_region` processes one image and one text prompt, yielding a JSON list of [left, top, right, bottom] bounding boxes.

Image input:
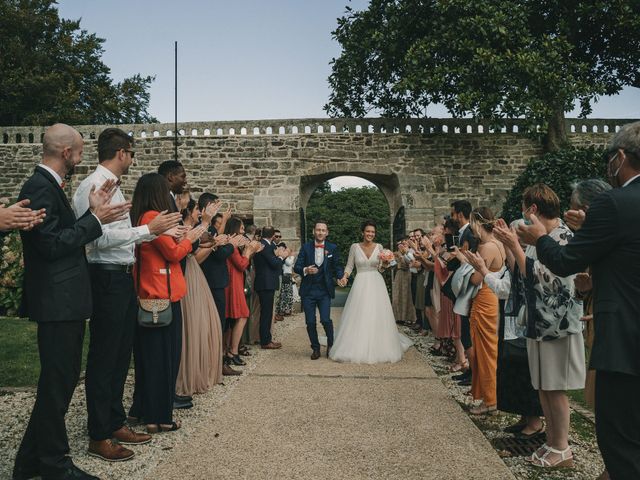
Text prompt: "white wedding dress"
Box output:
[[330, 243, 413, 364]]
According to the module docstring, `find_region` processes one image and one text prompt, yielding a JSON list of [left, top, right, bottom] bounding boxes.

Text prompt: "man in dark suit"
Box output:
[[13, 124, 130, 480], [254, 226, 289, 349], [449, 200, 477, 386], [294, 220, 344, 359], [518, 121, 640, 479]]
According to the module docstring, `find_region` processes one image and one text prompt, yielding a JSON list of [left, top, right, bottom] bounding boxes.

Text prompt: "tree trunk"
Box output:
[[544, 108, 568, 153]]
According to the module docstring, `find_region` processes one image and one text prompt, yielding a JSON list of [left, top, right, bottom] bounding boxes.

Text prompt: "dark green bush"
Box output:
[[501, 146, 607, 222]]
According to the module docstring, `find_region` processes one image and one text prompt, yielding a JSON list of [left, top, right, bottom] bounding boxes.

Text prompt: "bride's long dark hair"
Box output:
[[361, 219, 377, 233]]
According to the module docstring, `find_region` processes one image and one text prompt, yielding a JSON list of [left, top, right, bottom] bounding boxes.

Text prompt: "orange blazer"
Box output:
[[134, 210, 192, 302]]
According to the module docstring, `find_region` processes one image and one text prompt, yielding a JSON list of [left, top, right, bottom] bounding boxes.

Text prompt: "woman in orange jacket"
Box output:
[[128, 173, 204, 433]]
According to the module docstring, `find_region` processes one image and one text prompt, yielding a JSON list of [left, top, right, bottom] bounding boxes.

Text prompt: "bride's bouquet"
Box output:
[[378, 248, 396, 268]]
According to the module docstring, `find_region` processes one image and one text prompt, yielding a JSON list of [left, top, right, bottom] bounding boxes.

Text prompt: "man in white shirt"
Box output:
[[72, 128, 181, 462]]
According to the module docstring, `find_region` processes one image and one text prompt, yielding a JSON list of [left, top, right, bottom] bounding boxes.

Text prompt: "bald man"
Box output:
[[13, 124, 130, 480]]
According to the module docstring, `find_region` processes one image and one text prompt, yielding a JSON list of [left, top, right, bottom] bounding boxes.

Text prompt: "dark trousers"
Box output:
[[595, 370, 640, 479], [410, 273, 423, 327], [14, 321, 85, 477], [129, 302, 182, 424], [302, 289, 333, 350], [257, 289, 275, 345], [85, 268, 137, 440], [460, 315, 472, 350], [211, 287, 228, 331]]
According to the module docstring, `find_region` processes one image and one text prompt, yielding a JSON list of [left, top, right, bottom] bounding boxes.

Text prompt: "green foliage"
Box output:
[[0, 231, 24, 316], [326, 0, 640, 150], [501, 146, 607, 223], [306, 182, 390, 264], [0, 0, 156, 126], [0, 317, 90, 387]]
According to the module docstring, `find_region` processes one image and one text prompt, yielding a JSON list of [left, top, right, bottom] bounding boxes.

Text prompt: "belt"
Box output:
[[91, 263, 135, 274]]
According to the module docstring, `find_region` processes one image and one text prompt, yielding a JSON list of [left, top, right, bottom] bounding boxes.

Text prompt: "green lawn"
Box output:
[[0, 317, 90, 388]]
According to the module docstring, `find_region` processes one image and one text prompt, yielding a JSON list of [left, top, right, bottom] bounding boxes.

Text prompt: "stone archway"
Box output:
[[298, 169, 404, 247]]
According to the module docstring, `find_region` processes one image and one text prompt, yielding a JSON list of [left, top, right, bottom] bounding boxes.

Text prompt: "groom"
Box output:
[[294, 219, 345, 360]]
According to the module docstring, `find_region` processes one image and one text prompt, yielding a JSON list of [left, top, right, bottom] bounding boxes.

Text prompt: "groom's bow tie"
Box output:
[[315, 243, 325, 248]]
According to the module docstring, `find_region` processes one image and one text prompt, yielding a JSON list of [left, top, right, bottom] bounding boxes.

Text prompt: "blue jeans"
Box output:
[[302, 289, 333, 350]]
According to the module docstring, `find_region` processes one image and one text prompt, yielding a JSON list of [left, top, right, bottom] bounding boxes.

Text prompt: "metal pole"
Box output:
[[174, 41, 178, 161]]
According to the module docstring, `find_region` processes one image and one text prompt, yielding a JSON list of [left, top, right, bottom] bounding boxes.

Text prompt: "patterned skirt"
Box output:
[[276, 274, 294, 315]]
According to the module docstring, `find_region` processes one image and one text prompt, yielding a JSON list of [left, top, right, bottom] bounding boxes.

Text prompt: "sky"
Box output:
[[57, 0, 640, 190]]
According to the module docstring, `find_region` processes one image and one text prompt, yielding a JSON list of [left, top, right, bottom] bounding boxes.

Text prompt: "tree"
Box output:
[[306, 183, 390, 264], [501, 146, 606, 223], [0, 0, 157, 126], [325, 1, 640, 151]]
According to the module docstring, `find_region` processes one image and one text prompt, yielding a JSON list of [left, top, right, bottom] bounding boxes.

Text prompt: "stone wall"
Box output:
[[0, 118, 631, 249]]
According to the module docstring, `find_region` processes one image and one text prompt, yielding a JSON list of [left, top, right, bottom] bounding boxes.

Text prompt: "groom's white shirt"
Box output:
[[304, 240, 325, 275]]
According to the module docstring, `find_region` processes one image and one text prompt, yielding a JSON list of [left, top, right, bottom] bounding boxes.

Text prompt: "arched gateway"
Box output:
[[1, 118, 627, 250]]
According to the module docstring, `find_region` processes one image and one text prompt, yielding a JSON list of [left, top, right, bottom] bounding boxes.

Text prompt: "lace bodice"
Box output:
[[345, 243, 382, 275]]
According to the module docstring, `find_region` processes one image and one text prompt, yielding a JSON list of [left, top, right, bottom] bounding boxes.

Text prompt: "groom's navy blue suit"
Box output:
[[294, 240, 344, 350]]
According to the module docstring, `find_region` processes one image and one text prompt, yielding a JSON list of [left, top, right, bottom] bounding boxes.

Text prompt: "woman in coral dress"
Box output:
[[224, 217, 263, 367]]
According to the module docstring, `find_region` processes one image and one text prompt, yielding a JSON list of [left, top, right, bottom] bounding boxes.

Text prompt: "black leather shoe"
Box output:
[[175, 394, 192, 402], [310, 349, 321, 360], [42, 463, 100, 480], [230, 354, 246, 366], [326, 345, 332, 358], [453, 370, 471, 381], [457, 377, 472, 386], [173, 399, 194, 409]]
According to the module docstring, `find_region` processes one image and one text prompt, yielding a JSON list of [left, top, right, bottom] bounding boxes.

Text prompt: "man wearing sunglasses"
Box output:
[[518, 121, 640, 479], [73, 128, 182, 462]]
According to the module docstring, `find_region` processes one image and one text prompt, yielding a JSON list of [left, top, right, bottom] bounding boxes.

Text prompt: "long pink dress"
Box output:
[[176, 255, 223, 396]]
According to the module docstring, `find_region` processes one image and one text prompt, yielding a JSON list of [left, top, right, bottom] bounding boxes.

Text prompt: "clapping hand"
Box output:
[[564, 209, 586, 231], [201, 200, 222, 226], [163, 224, 189, 241], [228, 234, 243, 248], [148, 210, 182, 235], [275, 246, 290, 258], [463, 250, 488, 276], [89, 180, 130, 224], [493, 218, 519, 251], [214, 234, 229, 246], [516, 214, 547, 246], [0, 199, 46, 231], [175, 192, 191, 212], [186, 224, 207, 243], [221, 203, 232, 221]]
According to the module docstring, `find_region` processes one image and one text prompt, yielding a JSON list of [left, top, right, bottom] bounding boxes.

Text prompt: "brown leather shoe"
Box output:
[[113, 426, 152, 445], [88, 439, 135, 462], [311, 349, 321, 360], [274, 314, 284, 322], [223, 364, 242, 376], [272, 341, 282, 347], [261, 342, 282, 349]]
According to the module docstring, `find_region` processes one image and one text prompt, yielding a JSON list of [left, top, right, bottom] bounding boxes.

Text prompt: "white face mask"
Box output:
[[607, 152, 625, 187]]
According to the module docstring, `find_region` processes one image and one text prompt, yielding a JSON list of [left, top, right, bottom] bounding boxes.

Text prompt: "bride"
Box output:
[[330, 220, 413, 364]]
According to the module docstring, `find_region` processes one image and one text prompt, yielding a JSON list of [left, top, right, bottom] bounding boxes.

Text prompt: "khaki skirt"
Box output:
[[527, 333, 586, 391]]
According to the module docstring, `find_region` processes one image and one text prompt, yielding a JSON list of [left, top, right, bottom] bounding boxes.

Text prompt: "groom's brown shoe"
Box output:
[[311, 348, 321, 360]]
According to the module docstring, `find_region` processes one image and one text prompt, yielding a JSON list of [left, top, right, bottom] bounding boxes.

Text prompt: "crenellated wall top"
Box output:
[[0, 117, 637, 145]]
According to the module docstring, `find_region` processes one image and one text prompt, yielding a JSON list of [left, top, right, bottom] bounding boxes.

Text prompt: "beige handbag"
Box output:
[[136, 248, 173, 328]]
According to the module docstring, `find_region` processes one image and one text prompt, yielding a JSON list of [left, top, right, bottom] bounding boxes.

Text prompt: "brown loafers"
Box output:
[[261, 342, 282, 349], [88, 439, 135, 462], [113, 426, 152, 445], [223, 364, 242, 376], [311, 349, 321, 360]]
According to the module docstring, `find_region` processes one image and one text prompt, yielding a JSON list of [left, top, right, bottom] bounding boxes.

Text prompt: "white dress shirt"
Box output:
[[73, 164, 153, 265], [314, 243, 325, 267], [623, 174, 640, 187]]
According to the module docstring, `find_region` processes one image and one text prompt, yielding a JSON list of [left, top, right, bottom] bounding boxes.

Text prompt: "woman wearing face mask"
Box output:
[[494, 184, 585, 469]]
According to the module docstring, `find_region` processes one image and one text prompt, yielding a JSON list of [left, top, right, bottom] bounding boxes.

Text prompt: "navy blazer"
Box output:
[[537, 177, 640, 376], [19, 167, 102, 323], [294, 240, 344, 299], [253, 239, 284, 291]]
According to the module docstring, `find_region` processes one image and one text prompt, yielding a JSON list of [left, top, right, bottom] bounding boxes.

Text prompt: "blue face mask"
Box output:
[[522, 206, 533, 225]]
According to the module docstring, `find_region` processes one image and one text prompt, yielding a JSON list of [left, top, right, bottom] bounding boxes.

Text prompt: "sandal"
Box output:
[[525, 443, 549, 463], [146, 421, 181, 434], [449, 360, 469, 373], [429, 345, 443, 356], [529, 445, 574, 469], [469, 404, 497, 416], [238, 346, 252, 357]]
